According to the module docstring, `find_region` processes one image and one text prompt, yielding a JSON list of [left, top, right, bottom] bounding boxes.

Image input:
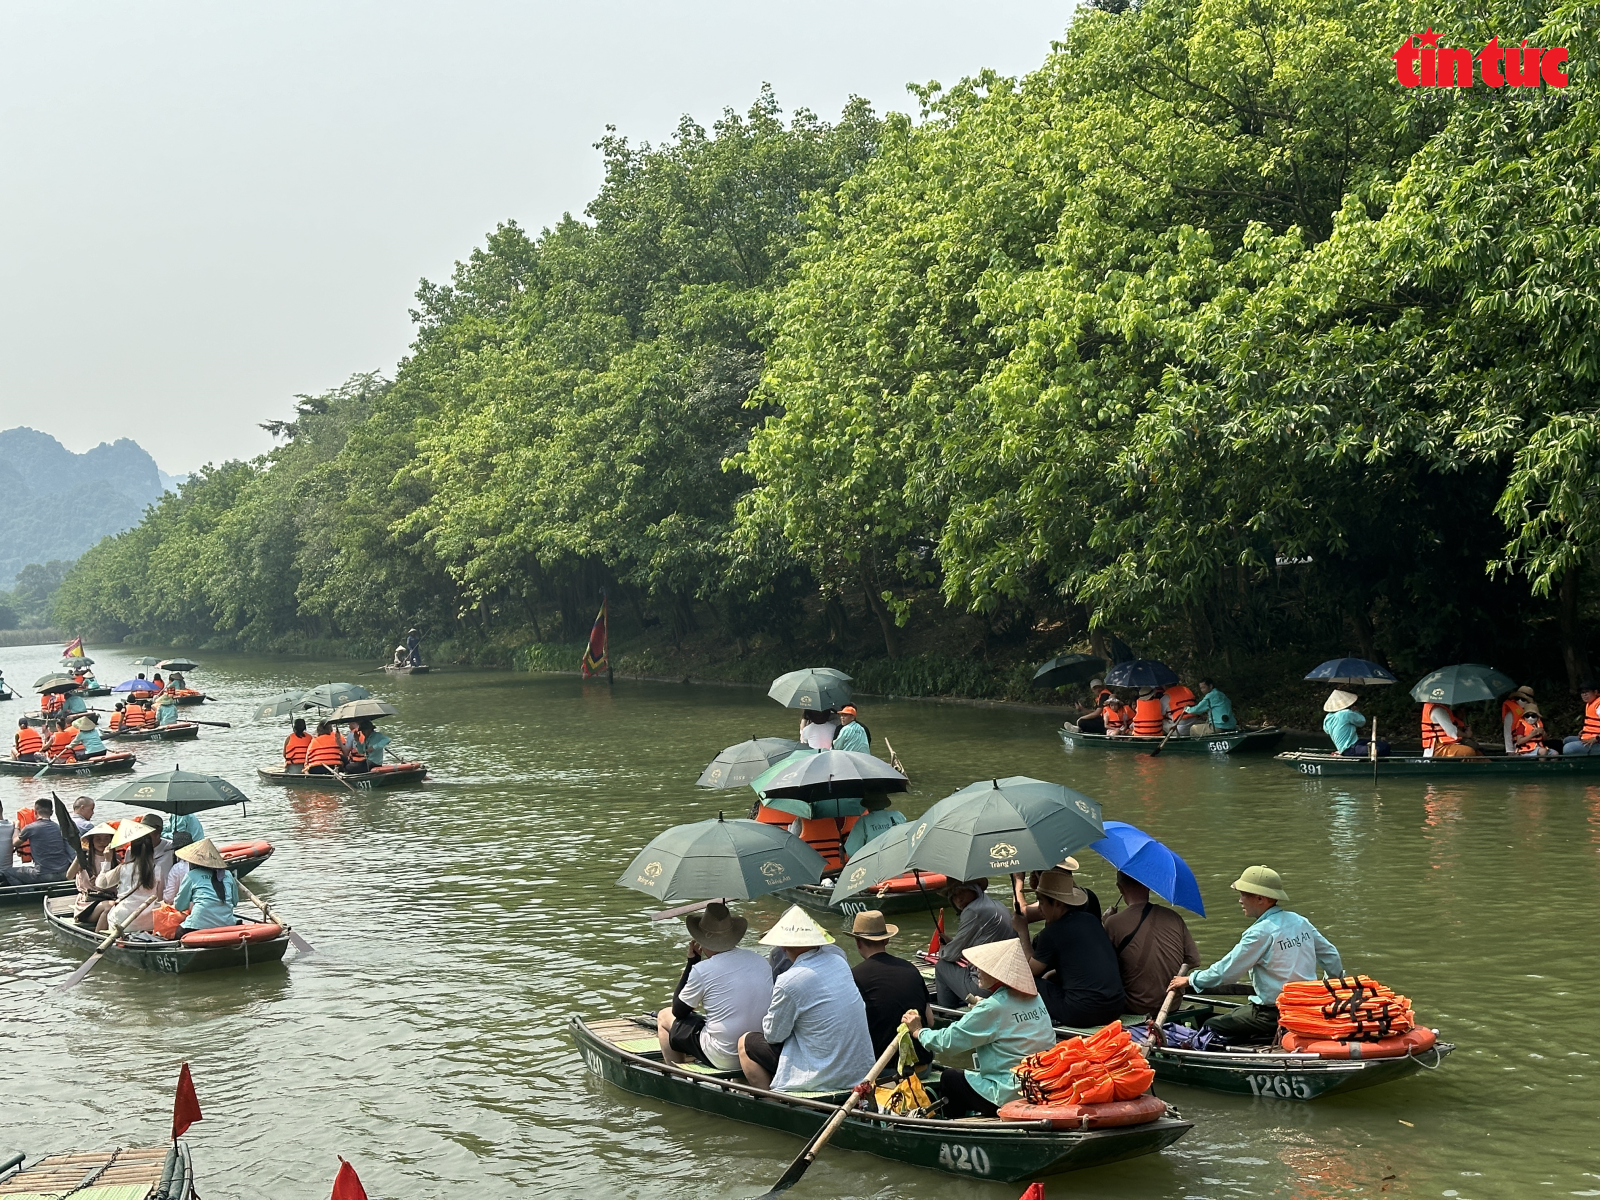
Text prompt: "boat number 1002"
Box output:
[[937, 1143, 991, 1174], [1247, 1073, 1313, 1099]]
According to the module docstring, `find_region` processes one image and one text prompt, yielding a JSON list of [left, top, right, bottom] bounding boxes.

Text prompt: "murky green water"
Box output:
[[1, 643, 1595, 1199]]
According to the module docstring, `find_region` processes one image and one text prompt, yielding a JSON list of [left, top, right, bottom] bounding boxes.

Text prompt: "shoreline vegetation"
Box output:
[[47, 0, 1597, 745]]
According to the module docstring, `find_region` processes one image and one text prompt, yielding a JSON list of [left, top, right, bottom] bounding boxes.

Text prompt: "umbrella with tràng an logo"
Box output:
[[617, 814, 827, 904], [903, 776, 1105, 880]]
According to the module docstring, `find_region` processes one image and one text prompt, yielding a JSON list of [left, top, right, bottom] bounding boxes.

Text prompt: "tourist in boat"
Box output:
[[737, 906, 874, 1092], [0, 804, 74, 885], [70, 823, 118, 927], [1024, 856, 1101, 921], [45, 720, 78, 761], [1099, 694, 1133, 736], [13, 718, 43, 762], [152, 673, 164, 690], [140, 814, 175, 894], [798, 708, 837, 750], [847, 910, 932, 1066], [163, 808, 204, 846], [1180, 678, 1237, 736], [1562, 682, 1600, 755], [168, 671, 187, 690], [95, 820, 159, 932], [655, 902, 772, 1070], [1422, 698, 1479, 757], [1072, 679, 1113, 734], [934, 877, 1013, 1007], [173, 839, 240, 933], [162, 830, 195, 903], [282, 718, 312, 767], [106, 702, 126, 732], [340, 721, 371, 773], [1164, 681, 1197, 731], [67, 716, 107, 760], [71, 797, 95, 833], [902, 938, 1054, 1118], [155, 687, 179, 727], [1502, 685, 1555, 756], [1132, 687, 1168, 737], [832, 705, 870, 753], [304, 721, 345, 774], [1011, 868, 1127, 1027], [1322, 690, 1389, 757], [1169, 865, 1342, 1043], [1103, 871, 1202, 1016], [841, 792, 905, 859]]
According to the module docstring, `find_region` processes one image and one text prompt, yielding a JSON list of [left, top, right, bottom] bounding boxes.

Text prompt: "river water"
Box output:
[[0, 643, 1593, 1199]]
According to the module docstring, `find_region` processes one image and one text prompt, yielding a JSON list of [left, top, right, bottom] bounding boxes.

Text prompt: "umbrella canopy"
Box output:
[[1031, 654, 1105, 689], [298, 682, 373, 710], [156, 658, 200, 672], [52, 795, 88, 874], [755, 749, 907, 802], [904, 776, 1105, 879], [252, 690, 307, 722], [132, 656, 162, 667], [111, 679, 159, 694], [34, 674, 80, 693], [327, 699, 400, 722], [767, 667, 853, 711], [97, 769, 250, 815], [1089, 820, 1205, 915], [697, 737, 804, 789], [59, 656, 95, 668], [1103, 659, 1180, 689], [1304, 657, 1397, 686], [617, 815, 828, 903], [1410, 664, 1517, 706], [829, 822, 919, 903]]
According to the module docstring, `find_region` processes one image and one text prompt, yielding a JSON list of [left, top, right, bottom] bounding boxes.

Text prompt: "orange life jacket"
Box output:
[[48, 729, 77, 755], [1502, 698, 1535, 744], [42, 693, 62, 713], [107, 709, 125, 731], [753, 803, 792, 827], [1132, 696, 1165, 737], [15, 807, 36, 862], [1421, 703, 1461, 750], [1102, 704, 1130, 733], [1585, 697, 1600, 741], [797, 816, 848, 870], [282, 732, 313, 765], [304, 732, 344, 768], [1092, 688, 1114, 707], [343, 727, 368, 763], [14, 727, 42, 756], [1164, 685, 1197, 719]]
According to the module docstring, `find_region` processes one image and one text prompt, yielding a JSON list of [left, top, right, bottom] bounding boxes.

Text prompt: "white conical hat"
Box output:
[[108, 820, 156, 851], [758, 904, 835, 948], [1323, 689, 1359, 713], [964, 938, 1037, 995]]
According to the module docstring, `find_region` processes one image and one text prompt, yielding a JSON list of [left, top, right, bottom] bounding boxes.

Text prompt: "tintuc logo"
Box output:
[[1394, 28, 1569, 87]]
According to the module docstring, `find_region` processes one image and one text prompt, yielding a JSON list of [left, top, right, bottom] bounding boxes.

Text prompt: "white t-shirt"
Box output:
[[800, 720, 837, 750], [679, 947, 774, 1069]]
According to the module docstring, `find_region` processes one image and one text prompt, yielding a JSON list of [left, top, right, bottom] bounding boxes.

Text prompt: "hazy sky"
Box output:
[[0, 1, 1069, 476]]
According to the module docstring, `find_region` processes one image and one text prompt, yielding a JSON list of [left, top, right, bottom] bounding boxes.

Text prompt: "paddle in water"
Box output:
[[60, 893, 162, 989], [1149, 723, 1179, 758], [749, 1037, 901, 1198], [234, 878, 316, 955]]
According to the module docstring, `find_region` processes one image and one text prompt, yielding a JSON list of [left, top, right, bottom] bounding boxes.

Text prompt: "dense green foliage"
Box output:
[[56, 1, 1599, 691]]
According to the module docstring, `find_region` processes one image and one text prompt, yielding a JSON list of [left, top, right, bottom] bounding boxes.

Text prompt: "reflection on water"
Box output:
[[1, 642, 1598, 1197]]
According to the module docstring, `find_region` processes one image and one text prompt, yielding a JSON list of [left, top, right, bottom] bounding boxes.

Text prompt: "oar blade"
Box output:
[[287, 929, 316, 955], [59, 951, 105, 991]]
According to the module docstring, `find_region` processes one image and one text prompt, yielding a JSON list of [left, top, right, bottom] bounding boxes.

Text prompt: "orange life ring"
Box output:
[[179, 922, 283, 947], [1279, 1027, 1437, 1059], [998, 1092, 1167, 1129], [217, 840, 274, 860], [871, 872, 950, 894]]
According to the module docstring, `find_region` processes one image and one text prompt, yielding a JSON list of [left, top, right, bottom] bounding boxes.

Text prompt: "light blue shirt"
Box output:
[[1190, 905, 1343, 1005], [918, 987, 1055, 1104], [1186, 688, 1237, 730], [167, 812, 205, 843], [832, 721, 869, 753], [762, 943, 876, 1092], [156, 701, 179, 726], [62, 694, 88, 716], [69, 727, 105, 756], [364, 730, 392, 765], [843, 808, 905, 858], [175, 867, 239, 931], [1322, 709, 1366, 752]]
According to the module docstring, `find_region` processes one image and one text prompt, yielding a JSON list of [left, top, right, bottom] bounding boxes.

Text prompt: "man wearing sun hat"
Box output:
[[832, 705, 870, 753], [656, 903, 773, 1070], [738, 906, 874, 1092], [1170, 865, 1343, 1043]]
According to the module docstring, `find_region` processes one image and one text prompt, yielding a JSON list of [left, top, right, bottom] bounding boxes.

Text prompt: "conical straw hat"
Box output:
[[175, 837, 227, 870], [964, 938, 1037, 995], [108, 820, 156, 850], [758, 904, 835, 948]]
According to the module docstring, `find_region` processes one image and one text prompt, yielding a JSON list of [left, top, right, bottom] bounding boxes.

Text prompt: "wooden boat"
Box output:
[[44, 896, 291, 974], [1277, 749, 1600, 777], [571, 1015, 1192, 1181], [382, 663, 430, 674], [1059, 726, 1284, 754], [82, 686, 112, 697], [172, 689, 208, 706], [0, 842, 273, 908], [256, 761, 429, 790], [775, 871, 951, 918], [104, 721, 200, 742], [0, 752, 137, 777], [0, 1142, 197, 1198]]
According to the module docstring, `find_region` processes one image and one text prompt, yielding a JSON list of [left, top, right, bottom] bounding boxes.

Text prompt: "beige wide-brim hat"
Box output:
[[685, 902, 748, 952], [1035, 869, 1088, 907], [1138, 687, 1156, 698], [1232, 864, 1289, 902], [108, 820, 156, 851], [1323, 689, 1359, 713], [1055, 856, 1080, 872], [848, 909, 899, 940], [73, 716, 96, 731], [965, 938, 1037, 995], [759, 904, 835, 948], [175, 837, 227, 871], [1513, 685, 1536, 701]]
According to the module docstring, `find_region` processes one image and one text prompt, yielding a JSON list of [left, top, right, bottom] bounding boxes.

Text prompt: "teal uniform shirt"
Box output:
[[843, 808, 905, 858], [69, 727, 105, 756], [363, 729, 391, 765], [156, 701, 179, 726], [175, 867, 239, 931], [917, 987, 1055, 1104], [833, 721, 869, 753], [1185, 688, 1237, 730], [62, 694, 88, 717], [167, 812, 205, 843], [1322, 709, 1366, 752], [1189, 905, 1343, 1005]]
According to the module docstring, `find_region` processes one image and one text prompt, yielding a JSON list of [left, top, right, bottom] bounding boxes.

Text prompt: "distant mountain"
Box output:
[[0, 428, 172, 585]]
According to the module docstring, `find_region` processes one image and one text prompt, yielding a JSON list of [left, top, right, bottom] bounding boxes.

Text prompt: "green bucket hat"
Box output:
[[1231, 864, 1289, 902]]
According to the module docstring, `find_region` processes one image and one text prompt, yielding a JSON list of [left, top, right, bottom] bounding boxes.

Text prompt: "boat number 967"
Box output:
[[1247, 1073, 1313, 1099], [937, 1143, 991, 1175]]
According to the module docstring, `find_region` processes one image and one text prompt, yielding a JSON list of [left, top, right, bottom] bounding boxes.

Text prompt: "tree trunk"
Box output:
[[1559, 568, 1592, 690], [862, 578, 902, 658], [1346, 606, 1377, 662], [824, 593, 849, 645]]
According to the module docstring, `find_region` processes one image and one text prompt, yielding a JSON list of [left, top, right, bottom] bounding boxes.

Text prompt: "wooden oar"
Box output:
[[1148, 723, 1179, 758], [173, 718, 231, 728], [1146, 961, 1190, 1048], [649, 897, 730, 922], [234, 878, 315, 955], [749, 1038, 900, 1198], [59, 893, 162, 989], [1370, 716, 1379, 783], [33, 752, 73, 780]]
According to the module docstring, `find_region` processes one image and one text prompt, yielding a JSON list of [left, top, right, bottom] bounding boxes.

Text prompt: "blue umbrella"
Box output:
[[112, 679, 159, 694], [1104, 659, 1180, 689], [1089, 820, 1205, 915], [1304, 657, 1397, 686]]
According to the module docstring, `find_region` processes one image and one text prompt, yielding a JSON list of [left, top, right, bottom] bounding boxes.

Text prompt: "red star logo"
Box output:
[[1418, 27, 1441, 46]]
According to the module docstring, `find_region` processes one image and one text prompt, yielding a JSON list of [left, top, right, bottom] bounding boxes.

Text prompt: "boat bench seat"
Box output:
[[612, 1036, 745, 1078], [615, 1038, 662, 1054], [678, 1062, 743, 1079]]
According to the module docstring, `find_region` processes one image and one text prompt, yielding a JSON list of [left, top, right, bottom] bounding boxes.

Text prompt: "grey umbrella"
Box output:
[[327, 699, 400, 722], [132, 657, 162, 667], [617, 815, 828, 904], [98, 769, 250, 815], [252, 690, 307, 721], [697, 737, 804, 789], [829, 822, 918, 903], [33, 674, 80, 693], [298, 682, 373, 710], [1410, 664, 1517, 706], [1031, 654, 1104, 688], [59, 656, 96, 668], [767, 667, 853, 711], [156, 658, 200, 672], [904, 776, 1105, 879], [755, 749, 907, 801]]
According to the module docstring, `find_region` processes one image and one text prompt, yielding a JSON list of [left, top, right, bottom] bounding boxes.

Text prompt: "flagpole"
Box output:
[[605, 591, 613, 686]]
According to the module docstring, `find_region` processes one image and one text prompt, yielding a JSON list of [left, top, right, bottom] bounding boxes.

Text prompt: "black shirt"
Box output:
[[1032, 909, 1126, 1018], [852, 951, 933, 1060]]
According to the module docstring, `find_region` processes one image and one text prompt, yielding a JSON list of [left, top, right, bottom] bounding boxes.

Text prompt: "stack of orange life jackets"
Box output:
[[1012, 1022, 1155, 1105], [1277, 975, 1415, 1041]]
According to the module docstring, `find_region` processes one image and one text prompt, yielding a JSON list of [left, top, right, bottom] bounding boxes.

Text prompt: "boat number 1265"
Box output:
[[937, 1143, 991, 1175], [1247, 1073, 1313, 1099]]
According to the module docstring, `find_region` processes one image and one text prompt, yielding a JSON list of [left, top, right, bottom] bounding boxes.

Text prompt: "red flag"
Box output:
[[1019, 1184, 1045, 1200], [926, 908, 945, 956], [332, 1158, 369, 1200], [580, 596, 609, 679], [172, 1062, 202, 1140], [62, 636, 85, 658]]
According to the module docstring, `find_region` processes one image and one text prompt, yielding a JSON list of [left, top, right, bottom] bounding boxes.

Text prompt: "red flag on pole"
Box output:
[[62, 636, 84, 658], [331, 1158, 369, 1200], [1018, 1184, 1045, 1200], [172, 1062, 202, 1140], [926, 908, 945, 956], [580, 595, 609, 680]]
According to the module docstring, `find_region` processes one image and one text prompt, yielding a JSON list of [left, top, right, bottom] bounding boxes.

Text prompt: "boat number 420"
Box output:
[[1247, 1073, 1313, 1099], [937, 1143, 991, 1175]]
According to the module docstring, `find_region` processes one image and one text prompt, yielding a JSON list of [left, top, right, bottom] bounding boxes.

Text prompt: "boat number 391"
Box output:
[[1297, 763, 1323, 775], [1247, 1073, 1313, 1099], [937, 1143, 991, 1175]]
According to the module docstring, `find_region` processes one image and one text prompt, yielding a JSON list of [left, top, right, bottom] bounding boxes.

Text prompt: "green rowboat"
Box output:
[[0, 752, 137, 777], [1059, 726, 1284, 754], [44, 897, 291, 975], [256, 762, 429, 790], [773, 881, 943, 918], [571, 1015, 1192, 1181], [1276, 749, 1600, 777], [1, 844, 272, 907], [104, 721, 200, 742]]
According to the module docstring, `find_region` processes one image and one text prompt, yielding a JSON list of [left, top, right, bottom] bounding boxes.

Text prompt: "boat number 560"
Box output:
[[938, 1143, 991, 1175], [1247, 1073, 1313, 1099]]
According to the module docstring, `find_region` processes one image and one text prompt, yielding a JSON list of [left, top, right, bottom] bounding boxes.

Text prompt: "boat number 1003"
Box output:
[[937, 1143, 991, 1175], [1247, 1073, 1313, 1099]]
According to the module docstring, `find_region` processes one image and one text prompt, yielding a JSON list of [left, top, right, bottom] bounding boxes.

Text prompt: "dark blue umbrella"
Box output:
[[1104, 659, 1180, 689], [1304, 657, 1397, 686], [112, 679, 159, 694], [1090, 820, 1205, 915]]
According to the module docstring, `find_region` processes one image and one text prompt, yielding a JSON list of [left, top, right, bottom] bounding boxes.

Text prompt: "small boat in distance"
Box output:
[[104, 721, 201, 742], [0, 752, 138, 777], [1276, 750, 1600, 777], [256, 762, 429, 790], [1060, 726, 1284, 754]]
